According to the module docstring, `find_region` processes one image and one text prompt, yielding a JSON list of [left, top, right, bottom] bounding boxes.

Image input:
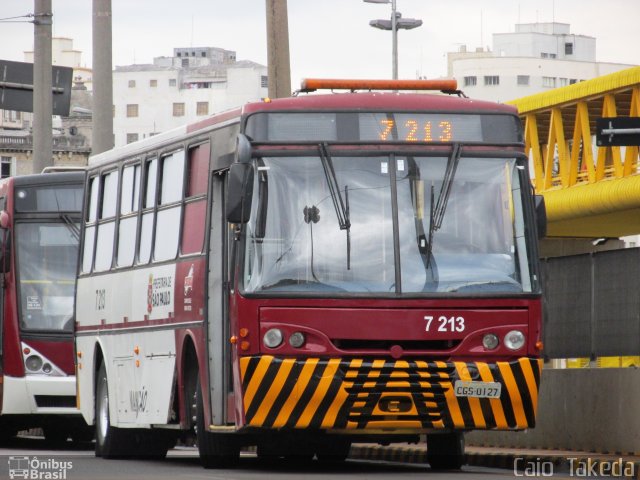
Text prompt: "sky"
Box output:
[[1, 0, 639, 89]]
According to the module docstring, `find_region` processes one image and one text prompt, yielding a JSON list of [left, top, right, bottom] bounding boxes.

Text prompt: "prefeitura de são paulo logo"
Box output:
[[8, 456, 72, 479]]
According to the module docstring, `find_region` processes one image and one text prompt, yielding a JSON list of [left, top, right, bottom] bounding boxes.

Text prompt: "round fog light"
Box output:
[[263, 328, 283, 349], [289, 332, 306, 348], [25, 355, 43, 372], [482, 333, 499, 350], [504, 330, 525, 351], [42, 363, 53, 374]]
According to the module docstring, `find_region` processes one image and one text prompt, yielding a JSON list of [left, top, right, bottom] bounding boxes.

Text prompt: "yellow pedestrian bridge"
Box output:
[[508, 66, 640, 237]]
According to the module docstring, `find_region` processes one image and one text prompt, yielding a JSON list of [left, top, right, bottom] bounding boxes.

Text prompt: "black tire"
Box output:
[[427, 432, 465, 470], [95, 362, 130, 458], [194, 378, 239, 468], [316, 440, 351, 463]]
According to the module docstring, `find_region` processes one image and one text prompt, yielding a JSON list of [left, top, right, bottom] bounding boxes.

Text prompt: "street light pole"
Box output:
[[391, 0, 397, 79], [365, 0, 422, 80]]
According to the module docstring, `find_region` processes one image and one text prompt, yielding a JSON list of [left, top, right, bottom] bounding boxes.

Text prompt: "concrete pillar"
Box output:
[[265, 0, 292, 98], [92, 0, 114, 155], [32, 0, 53, 173]]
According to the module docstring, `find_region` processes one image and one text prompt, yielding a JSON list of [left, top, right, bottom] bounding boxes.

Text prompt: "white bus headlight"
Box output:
[[289, 332, 306, 348], [504, 330, 525, 351], [482, 333, 499, 350], [25, 355, 43, 372], [263, 328, 284, 349]]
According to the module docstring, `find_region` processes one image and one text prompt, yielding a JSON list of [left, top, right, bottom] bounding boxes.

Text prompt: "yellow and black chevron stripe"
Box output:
[[240, 356, 542, 431]]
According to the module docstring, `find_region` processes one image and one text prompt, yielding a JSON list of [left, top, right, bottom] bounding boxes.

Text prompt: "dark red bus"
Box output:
[[75, 79, 544, 469]]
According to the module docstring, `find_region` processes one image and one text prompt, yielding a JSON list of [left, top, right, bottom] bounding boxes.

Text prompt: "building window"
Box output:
[[181, 58, 189, 67], [543, 76, 557, 88], [149, 79, 157, 87], [569, 79, 578, 85], [126, 133, 139, 144], [484, 75, 499, 86], [128, 80, 136, 88], [201, 52, 206, 57], [464, 76, 477, 87], [565, 43, 573, 55], [169, 78, 177, 87], [196, 101, 209, 116], [559, 78, 568, 87], [173, 103, 185, 117], [541, 53, 548, 58], [261, 75, 268, 88], [517, 75, 530, 86], [549, 53, 557, 59], [1, 156, 13, 178], [126, 104, 139, 118]]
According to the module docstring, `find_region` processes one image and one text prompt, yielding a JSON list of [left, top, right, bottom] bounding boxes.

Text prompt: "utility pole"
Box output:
[[32, 0, 53, 173], [92, 0, 114, 155], [265, 0, 291, 98]]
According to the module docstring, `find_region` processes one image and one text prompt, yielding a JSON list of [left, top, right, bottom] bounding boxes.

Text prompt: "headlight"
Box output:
[[263, 328, 283, 349], [504, 330, 525, 351], [482, 333, 499, 350], [289, 332, 306, 348], [25, 355, 43, 372]]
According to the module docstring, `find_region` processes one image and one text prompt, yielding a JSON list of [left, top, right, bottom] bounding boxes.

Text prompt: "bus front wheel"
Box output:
[[194, 378, 240, 468], [426, 432, 465, 470], [95, 363, 130, 458]]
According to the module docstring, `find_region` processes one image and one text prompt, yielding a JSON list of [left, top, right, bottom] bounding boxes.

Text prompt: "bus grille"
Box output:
[[34, 395, 76, 408]]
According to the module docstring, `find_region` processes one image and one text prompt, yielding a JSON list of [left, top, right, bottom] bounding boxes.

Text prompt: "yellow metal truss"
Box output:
[[508, 67, 640, 237]]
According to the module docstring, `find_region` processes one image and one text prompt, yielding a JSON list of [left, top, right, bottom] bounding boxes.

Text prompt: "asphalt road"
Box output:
[[0, 436, 577, 480]]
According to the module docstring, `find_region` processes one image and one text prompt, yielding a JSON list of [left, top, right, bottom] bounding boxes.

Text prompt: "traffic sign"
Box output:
[[596, 117, 640, 146], [0, 60, 73, 116]]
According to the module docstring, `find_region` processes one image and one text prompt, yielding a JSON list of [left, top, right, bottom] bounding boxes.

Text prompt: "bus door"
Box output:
[[206, 173, 231, 425], [0, 199, 8, 407]]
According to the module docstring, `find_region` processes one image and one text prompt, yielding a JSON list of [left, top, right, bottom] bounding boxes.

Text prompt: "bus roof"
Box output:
[[6, 171, 85, 187], [88, 91, 517, 170]]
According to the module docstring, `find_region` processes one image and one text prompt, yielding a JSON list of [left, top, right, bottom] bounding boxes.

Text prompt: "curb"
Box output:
[[349, 444, 640, 478]]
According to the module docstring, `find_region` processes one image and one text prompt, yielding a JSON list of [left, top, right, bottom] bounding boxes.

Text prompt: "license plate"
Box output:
[[454, 380, 502, 398]]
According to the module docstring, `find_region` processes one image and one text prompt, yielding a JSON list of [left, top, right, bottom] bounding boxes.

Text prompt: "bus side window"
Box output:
[[138, 158, 157, 264], [117, 163, 141, 267], [154, 150, 184, 261], [82, 176, 99, 273], [94, 170, 118, 271], [181, 143, 209, 255]]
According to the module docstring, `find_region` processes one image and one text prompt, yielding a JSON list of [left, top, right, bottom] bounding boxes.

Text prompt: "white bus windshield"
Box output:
[[16, 223, 79, 332], [242, 153, 533, 295]]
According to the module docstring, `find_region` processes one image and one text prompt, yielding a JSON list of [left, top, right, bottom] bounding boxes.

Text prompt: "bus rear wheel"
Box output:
[[426, 432, 465, 470], [95, 363, 130, 458], [194, 379, 240, 468]]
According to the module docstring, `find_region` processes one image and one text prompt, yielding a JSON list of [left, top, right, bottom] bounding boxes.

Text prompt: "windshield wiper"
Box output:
[[60, 213, 80, 241], [426, 143, 462, 268], [318, 142, 351, 269]]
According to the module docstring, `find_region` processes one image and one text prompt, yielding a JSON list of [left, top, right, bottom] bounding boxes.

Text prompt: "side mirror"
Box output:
[[534, 195, 547, 238], [0, 210, 9, 229], [226, 163, 254, 224], [0, 210, 10, 273], [236, 133, 251, 164]]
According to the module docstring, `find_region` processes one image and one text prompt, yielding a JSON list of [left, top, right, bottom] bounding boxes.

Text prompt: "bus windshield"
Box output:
[[16, 222, 79, 332], [242, 152, 533, 295]]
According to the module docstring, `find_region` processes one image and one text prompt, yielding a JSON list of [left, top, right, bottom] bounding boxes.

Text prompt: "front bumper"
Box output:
[[240, 356, 542, 431], [1, 375, 80, 415]]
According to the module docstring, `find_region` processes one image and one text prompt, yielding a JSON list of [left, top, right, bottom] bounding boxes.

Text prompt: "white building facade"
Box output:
[[113, 48, 268, 147], [448, 22, 634, 103]]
